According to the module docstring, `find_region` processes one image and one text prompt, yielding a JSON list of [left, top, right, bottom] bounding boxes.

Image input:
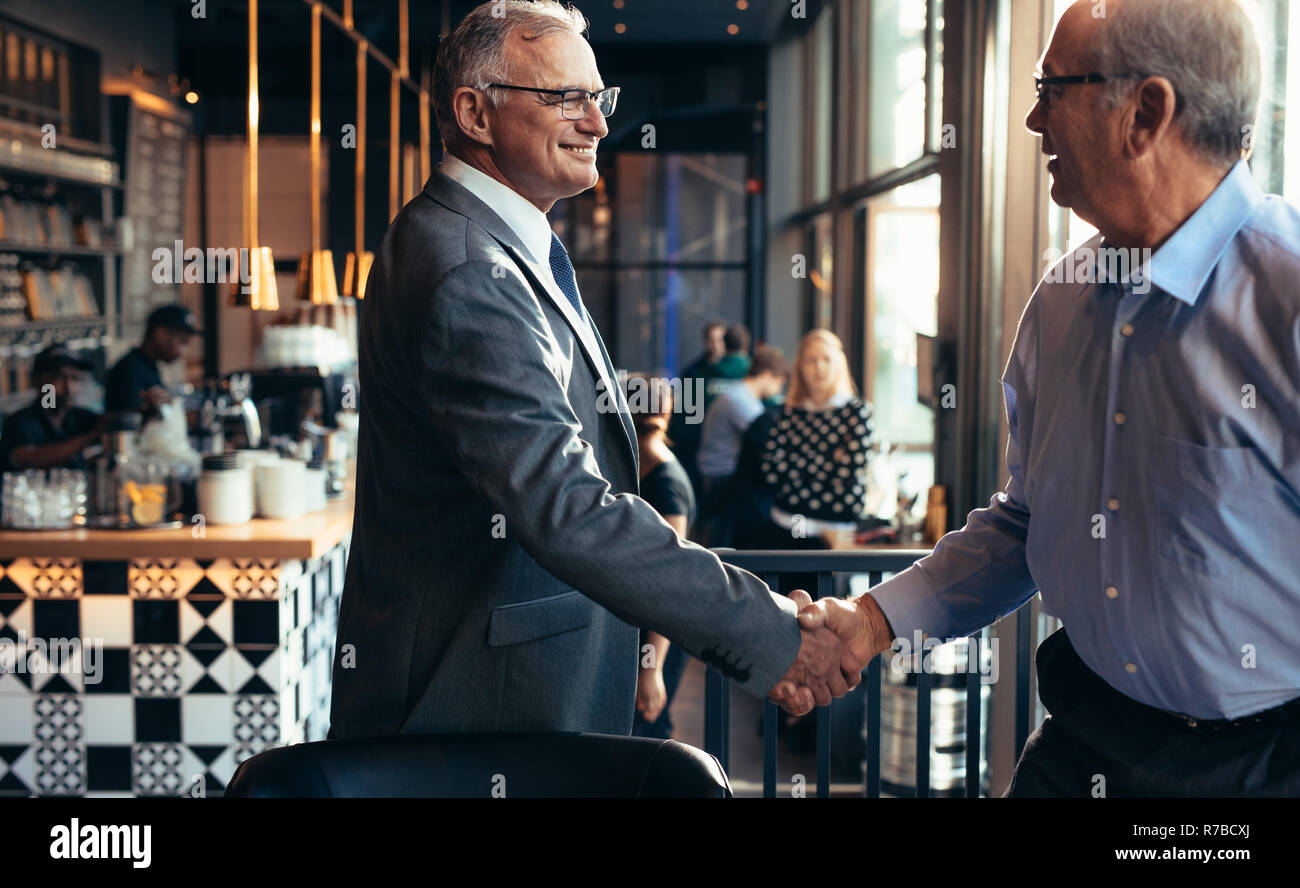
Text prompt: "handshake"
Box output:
[[767, 590, 894, 716]]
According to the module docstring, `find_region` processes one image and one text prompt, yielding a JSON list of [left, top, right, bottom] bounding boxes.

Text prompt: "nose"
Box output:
[[1025, 98, 1046, 137], [579, 98, 608, 139]]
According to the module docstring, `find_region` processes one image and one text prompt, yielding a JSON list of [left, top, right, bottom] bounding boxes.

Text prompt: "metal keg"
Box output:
[[863, 636, 991, 797]]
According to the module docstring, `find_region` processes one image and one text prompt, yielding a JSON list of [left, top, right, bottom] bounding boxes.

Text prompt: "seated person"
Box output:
[[695, 344, 787, 546], [624, 373, 696, 741], [732, 329, 873, 554], [0, 344, 102, 473]]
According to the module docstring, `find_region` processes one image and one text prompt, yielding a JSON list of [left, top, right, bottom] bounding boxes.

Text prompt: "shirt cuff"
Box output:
[[863, 564, 959, 643]]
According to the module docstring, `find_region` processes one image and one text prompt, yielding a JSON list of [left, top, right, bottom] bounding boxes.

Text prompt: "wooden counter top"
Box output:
[[0, 491, 354, 561]]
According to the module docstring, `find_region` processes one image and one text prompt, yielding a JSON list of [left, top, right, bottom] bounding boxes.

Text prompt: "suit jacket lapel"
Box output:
[[422, 173, 639, 476], [499, 243, 639, 474]]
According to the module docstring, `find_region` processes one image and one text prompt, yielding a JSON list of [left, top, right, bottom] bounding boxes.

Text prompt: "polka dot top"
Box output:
[[758, 398, 873, 522]]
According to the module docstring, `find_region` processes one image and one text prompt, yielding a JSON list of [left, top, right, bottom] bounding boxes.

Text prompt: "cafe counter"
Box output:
[[0, 493, 353, 797]]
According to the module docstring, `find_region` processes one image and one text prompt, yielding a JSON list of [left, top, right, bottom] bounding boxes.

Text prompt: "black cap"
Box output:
[[32, 344, 93, 377], [146, 304, 200, 334]]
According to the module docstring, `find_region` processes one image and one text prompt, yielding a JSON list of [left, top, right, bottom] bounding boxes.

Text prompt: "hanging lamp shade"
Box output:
[[298, 2, 339, 306], [232, 0, 278, 310], [342, 38, 373, 299]]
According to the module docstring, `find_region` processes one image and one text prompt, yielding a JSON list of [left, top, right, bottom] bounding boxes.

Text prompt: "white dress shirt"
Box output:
[[440, 153, 563, 295]]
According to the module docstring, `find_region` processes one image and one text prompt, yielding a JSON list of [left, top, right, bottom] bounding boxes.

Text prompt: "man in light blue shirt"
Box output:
[[697, 345, 788, 481], [790, 0, 1300, 796], [694, 345, 787, 545]]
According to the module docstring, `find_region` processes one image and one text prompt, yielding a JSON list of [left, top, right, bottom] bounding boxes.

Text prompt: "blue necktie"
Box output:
[[548, 232, 585, 321]]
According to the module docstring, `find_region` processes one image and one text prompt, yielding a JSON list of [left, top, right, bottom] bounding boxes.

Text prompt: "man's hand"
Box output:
[[141, 386, 171, 410], [767, 590, 865, 716], [796, 593, 894, 668], [636, 666, 667, 723]]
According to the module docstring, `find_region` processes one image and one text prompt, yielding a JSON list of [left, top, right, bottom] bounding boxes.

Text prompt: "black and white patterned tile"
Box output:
[[130, 645, 185, 697], [233, 694, 280, 762], [4, 558, 82, 598], [33, 694, 84, 795], [131, 742, 208, 797], [128, 558, 206, 600], [205, 559, 281, 599]]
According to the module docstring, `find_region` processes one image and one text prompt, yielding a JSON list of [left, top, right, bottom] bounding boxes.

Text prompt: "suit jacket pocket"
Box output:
[[487, 589, 593, 647]]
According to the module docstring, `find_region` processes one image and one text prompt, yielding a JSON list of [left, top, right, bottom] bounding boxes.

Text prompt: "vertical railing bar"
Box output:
[[1015, 605, 1034, 758], [965, 635, 981, 797], [763, 571, 781, 798], [865, 570, 883, 797], [815, 570, 833, 798], [704, 667, 730, 775], [866, 654, 881, 797], [915, 666, 931, 798]]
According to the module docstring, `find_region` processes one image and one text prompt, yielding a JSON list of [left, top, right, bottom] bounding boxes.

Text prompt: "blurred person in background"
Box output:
[[700, 322, 752, 412], [732, 330, 873, 555], [104, 304, 197, 427], [624, 373, 696, 738], [680, 320, 727, 382], [668, 320, 728, 499], [695, 345, 787, 546], [0, 344, 102, 473]]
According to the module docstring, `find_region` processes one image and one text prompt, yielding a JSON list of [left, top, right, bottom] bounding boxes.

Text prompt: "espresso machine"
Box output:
[[195, 373, 264, 454]]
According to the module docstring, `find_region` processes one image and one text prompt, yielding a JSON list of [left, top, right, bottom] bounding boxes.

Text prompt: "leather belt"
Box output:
[[1155, 694, 1300, 732]]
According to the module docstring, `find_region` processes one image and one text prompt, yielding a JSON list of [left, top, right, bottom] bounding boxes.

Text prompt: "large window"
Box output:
[[562, 153, 749, 377], [863, 174, 939, 496], [867, 0, 932, 178], [766, 0, 945, 521]]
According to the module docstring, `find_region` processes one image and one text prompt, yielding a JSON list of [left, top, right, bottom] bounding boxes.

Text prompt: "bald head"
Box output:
[[1025, 0, 1259, 247]]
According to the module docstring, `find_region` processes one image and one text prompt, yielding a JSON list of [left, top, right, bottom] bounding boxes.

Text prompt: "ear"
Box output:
[[1126, 75, 1177, 158], [451, 86, 495, 147]]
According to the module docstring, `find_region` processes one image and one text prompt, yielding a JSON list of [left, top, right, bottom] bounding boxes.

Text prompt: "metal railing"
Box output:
[[708, 549, 1039, 798]]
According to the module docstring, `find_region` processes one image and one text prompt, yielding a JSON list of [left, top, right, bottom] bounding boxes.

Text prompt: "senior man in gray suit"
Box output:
[[329, 0, 855, 740]]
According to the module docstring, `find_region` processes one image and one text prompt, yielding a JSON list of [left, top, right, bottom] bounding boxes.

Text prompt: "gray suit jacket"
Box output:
[[328, 170, 801, 739]]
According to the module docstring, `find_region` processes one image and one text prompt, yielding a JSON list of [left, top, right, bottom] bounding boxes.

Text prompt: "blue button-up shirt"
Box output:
[[870, 161, 1300, 720]]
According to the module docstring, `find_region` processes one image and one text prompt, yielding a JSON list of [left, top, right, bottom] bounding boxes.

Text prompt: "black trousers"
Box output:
[[1005, 629, 1300, 797]]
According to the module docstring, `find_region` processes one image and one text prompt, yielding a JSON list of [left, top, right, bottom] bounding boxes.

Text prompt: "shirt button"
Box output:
[[1125, 662, 1138, 673], [1107, 498, 1119, 511], [1106, 586, 1119, 599], [1114, 412, 1126, 425], [1120, 323, 1134, 336]]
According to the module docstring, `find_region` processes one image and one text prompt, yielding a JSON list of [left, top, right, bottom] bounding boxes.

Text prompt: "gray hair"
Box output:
[[433, 1, 588, 156], [1091, 0, 1260, 168]]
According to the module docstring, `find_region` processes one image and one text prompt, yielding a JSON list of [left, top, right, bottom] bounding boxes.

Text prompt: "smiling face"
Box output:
[[1024, 1, 1126, 225], [484, 30, 608, 211]]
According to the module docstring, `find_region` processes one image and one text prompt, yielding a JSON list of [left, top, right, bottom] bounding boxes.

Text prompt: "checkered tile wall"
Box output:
[[0, 541, 347, 797]]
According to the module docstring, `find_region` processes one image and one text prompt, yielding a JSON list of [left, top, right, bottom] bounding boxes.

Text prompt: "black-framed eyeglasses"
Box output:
[[488, 83, 620, 119], [1033, 73, 1111, 109]]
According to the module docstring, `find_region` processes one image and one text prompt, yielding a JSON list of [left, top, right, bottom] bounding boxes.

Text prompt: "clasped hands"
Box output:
[[767, 589, 890, 716]]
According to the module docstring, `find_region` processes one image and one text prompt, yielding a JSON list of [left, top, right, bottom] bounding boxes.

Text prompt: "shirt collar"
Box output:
[[1135, 160, 1263, 305], [439, 153, 555, 266]]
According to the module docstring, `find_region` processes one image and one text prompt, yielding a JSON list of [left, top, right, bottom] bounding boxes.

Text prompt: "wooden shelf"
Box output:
[[0, 241, 122, 258], [0, 158, 121, 190]]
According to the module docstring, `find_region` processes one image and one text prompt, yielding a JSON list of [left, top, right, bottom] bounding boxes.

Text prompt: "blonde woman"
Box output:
[[733, 330, 873, 552]]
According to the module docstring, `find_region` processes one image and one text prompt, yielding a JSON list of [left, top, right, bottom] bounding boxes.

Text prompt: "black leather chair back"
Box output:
[[224, 732, 732, 798]]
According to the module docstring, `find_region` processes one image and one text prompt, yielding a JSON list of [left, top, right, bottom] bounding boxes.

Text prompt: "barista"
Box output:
[[0, 344, 103, 472], [104, 304, 197, 425]]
